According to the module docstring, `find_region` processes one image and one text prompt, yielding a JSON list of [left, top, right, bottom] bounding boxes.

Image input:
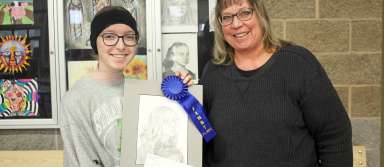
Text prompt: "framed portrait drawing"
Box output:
[[120, 79, 202, 167], [161, 33, 198, 81], [161, 0, 198, 33]]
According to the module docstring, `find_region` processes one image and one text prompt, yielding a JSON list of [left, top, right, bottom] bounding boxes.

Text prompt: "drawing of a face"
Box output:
[[167, 0, 188, 22], [3, 80, 26, 113], [0, 79, 39, 117], [0, 35, 30, 73], [171, 45, 189, 66]]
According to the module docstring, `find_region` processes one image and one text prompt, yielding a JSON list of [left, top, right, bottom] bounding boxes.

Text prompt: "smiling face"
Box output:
[[96, 23, 137, 73], [220, 0, 264, 54], [171, 45, 189, 66]]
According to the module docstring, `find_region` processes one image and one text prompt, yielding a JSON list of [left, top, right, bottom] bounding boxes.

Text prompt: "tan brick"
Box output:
[[352, 20, 382, 52], [316, 53, 381, 85], [319, 0, 382, 18], [271, 20, 284, 40], [335, 86, 349, 113], [264, 0, 315, 18], [351, 86, 381, 117], [286, 20, 349, 52]]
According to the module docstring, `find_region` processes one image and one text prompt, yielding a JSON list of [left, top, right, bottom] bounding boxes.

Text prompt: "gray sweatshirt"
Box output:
[[60, 75, 123, 167]]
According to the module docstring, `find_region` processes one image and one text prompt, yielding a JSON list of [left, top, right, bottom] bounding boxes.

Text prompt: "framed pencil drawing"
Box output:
[[120, 79, 202, 167]]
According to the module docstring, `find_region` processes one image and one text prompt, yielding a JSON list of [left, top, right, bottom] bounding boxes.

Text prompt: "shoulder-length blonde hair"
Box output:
[[213, 0, 284, 64]]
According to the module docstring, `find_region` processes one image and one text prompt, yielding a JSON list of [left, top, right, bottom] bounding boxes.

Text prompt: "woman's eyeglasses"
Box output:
[[219, 8, 254, 26], [100, 33, 138, 46]]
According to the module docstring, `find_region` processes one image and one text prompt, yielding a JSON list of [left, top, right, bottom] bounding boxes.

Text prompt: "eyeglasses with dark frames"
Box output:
[[100, 33, 138, 47], [219, 8, 254, 26]]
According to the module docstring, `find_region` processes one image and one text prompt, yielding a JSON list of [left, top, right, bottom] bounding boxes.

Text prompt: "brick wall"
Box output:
[[265, 0, 382, 166]]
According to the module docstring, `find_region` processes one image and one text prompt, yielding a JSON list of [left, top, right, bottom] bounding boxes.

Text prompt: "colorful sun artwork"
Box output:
[[0, 79, 38, 117], [0, 34, 31, 74], [123, 54, 147, 80]]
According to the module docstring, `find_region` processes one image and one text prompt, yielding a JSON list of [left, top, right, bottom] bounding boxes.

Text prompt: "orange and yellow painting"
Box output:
[[0, 34, 31, 74]]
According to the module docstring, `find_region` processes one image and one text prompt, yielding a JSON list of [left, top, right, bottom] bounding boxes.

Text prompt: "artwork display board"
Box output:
[[0, 0, 59, 128]]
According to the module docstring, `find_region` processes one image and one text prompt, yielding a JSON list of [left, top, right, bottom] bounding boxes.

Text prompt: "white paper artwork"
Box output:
[[162, 33, 198, 81], [136, 95, 188, 164], [144, 154, 194, 167], [161, 0, 198, 32]]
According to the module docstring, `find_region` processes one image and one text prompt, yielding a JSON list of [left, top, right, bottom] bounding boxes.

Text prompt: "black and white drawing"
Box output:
[[64, 0, 147, 50], [161, 0, 198, 32], [162, 33, 198, 81], [136, 95, 188, 164]]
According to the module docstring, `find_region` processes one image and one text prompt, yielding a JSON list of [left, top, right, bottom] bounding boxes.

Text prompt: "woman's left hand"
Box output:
[[175, 71, 193, 86]]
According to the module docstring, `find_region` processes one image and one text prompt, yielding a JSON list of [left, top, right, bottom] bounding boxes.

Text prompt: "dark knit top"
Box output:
[[200, 45, 352, 167]]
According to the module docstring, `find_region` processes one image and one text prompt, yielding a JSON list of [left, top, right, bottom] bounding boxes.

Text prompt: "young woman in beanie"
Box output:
[[60, 6, 191, 167]]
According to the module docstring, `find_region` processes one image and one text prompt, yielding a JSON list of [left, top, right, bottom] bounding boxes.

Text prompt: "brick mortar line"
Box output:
[[315, 0, 319, 19], [334, 84, 381, 87], [314, 51, 382, 55], [348, 86, 352, 116], [349, 20, 352, 53], [350, 117, 381, 120], [280, 18, 381, 22], [283, 20, 286, 40]]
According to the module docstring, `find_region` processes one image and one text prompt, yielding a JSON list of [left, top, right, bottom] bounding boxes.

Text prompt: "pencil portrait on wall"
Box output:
[[162, 33, 198, 81], [161, 0, 197, 32], [64, 0, 147, 49], [136, 95, 188, 164]]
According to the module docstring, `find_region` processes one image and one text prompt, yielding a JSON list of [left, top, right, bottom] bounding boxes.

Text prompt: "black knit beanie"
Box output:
[[90, 6, 139, 53]]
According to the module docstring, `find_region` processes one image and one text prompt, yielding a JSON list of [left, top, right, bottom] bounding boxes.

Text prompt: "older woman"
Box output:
[[201, 0, 352, 167]]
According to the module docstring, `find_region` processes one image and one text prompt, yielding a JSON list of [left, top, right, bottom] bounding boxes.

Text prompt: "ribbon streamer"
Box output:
[[161, 75, 216, 142]]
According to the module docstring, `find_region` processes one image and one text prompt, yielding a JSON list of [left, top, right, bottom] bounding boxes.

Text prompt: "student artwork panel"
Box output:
[[161, 0, 197, 32], [162, 33, 198, 81], [0, 0, 34, 25], [67, 60, 98, 89], [136, 95, 188, 164], [123, 54, 147, 80], [113, 0, 146, 49], [65, 0, 147, 50], [0, 34, 31, 74], [0, 78, 38, 118]]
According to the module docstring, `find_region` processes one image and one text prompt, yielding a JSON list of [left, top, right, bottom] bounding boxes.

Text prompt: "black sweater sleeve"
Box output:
[[299, 50, 353, 167]]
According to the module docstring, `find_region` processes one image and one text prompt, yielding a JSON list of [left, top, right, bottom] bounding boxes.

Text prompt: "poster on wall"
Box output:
[[0, 0, 34, 25], [64, 0, 147, 51], [67, 56, 147, 90], [123, 54, 147, 80], [0, 78, 38, 118], [161, 0, 198, 33], [0, 34, 31, 74], [162, 33, 198, 81], [67, 60, 98, 89]]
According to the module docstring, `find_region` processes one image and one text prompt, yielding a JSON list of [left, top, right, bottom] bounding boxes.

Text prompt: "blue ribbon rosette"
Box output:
[[161, 75, 216, 142]]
